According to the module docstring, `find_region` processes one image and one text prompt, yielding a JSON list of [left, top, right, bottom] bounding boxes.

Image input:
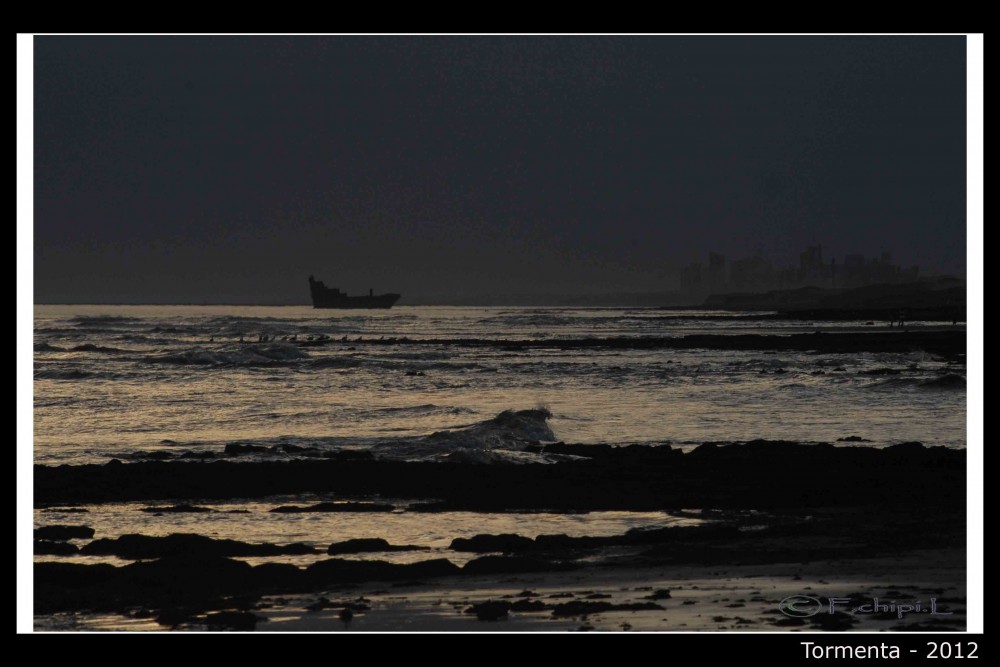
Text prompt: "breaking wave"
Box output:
[[105, 409, 569, 465], [364, 404, 479, 417], [479, 314, 568, 327], [70, 315, 141, 325], [307, 356, 487, 372], [867, 374, 966, 391], [369, 408, 566, 464], [307, 356, 365, 369], [144, 344, 312, 366], [70, 343, 124, 353], [917, 374, 966, 390], [429, 408, 555, 445], [34, 368, 93, 380]]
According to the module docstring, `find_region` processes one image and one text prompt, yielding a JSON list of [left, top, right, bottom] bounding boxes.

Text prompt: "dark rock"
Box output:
[[327, 538, 427, 555], [281, 542, 319, 555], [270, 502, 395, 513], [123, 555, 253, 586], [510, 599, 551, 612], [35, 561, 120, 590], [533, 533, 595, 550], [886, 441, 926, 454], [34, 557, 255, 616], [643, 589, 672, 600], [809, 611, 858, 631], [34, 525, 95, 541], [305, 596, 336, 612], [837, 436, 871, 442], [252, 563, 304, 589], [36, 436, 966, 514], [466, 600, 511, 621], [136, 451, 174, 460], [305, 558, 460, 586], [224, 443, 268, 455], [449, 533, 535, 553], [178, 451, 216, 460], [79, 533, 320, 559], [140, 504, 214, 513], [462, 556, 576, 575], [406, 501, 453, 512], [156, 609, 195, 627], [274, 443, 313, 454], [397, 558, 462, 579], [35, 540, 79, 555], [320, 450, 375, 461], [892, 622, 966, 631], [551, 601, 664, 617], [306, 596, 371, 613], [203, 610, 264, 631], [624, 524, 739, 545]]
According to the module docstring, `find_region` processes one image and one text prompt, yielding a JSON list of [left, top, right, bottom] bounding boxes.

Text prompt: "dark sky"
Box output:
[[34, 36, 967, 304]]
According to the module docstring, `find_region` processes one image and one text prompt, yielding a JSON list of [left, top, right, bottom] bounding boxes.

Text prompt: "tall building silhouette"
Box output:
[[681, 246, 919, 295]]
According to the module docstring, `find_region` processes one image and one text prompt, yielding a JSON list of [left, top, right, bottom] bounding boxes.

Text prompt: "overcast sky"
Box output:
[[33, 36, 966, 304]]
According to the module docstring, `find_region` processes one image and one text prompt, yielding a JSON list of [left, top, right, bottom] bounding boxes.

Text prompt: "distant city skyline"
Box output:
[[679, 244, 931, 297]]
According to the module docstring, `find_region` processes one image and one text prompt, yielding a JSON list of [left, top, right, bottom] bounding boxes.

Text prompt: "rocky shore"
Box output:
[[36, 440, 965, 510], [34, 440, 965, 630]]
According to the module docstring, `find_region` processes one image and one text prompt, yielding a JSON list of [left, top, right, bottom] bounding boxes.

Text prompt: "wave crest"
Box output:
[[868, 374, 966, 391], [366, 408, 562, 464], [144, 343, 311, 366]]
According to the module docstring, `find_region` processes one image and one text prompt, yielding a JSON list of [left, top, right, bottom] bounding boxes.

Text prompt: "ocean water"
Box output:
[[34, 305, 966, 467], [32, 305, 967, 628]]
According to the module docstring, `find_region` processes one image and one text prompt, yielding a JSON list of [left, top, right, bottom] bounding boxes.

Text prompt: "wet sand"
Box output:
[[38, 548, 965, 632], [33, 440, 966, 631]]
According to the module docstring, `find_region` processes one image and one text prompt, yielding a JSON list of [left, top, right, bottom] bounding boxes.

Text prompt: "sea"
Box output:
[[34, 304, 966, 466], [32, 305, 966, 582]]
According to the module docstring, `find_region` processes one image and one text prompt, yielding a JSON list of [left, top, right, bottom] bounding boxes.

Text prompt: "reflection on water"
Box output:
[[35, 499, 700, 566], [34, 305, 966, 465], [32, 305, 966, 631]]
